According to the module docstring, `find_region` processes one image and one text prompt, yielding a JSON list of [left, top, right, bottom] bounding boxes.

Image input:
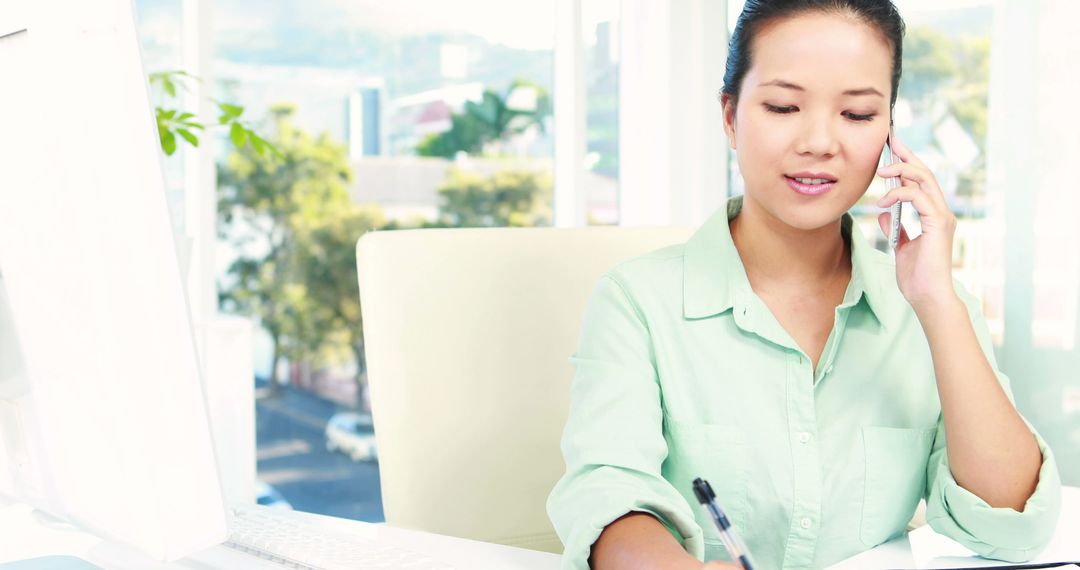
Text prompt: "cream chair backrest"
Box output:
[[356, 226, 695, 554]]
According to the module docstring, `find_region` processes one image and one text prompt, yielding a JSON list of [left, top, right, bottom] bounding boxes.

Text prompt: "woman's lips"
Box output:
[[785, 176, 836, 196]]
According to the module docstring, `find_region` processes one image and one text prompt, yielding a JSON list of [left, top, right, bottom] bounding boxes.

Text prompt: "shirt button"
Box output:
[[798, 432, 811, 444], [800, 517, 812, 529]]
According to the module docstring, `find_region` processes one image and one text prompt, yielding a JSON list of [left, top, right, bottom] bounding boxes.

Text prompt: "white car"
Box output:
[[254, 479, 292, 510], [325, 412, 378, 462]]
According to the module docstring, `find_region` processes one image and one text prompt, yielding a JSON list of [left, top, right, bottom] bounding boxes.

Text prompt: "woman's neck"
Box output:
[[729, 194, 851, 295]]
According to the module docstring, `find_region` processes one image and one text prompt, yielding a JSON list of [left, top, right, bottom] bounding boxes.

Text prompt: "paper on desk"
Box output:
[[903, 525, 1077, 568], [904, 491, 1080, 569]]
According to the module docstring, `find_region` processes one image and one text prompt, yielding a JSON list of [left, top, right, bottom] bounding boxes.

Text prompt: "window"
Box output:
[[134, 0, 187, 244], [133, 1, 1079, 517], [583, 0, 620, 225], [136, 0, 562, 523]]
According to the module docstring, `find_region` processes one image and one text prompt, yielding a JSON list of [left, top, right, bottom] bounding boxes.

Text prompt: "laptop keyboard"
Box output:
[[225, 504, 455, 570]]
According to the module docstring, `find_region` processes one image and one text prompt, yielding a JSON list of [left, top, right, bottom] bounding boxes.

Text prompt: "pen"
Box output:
[[692, 477, 755, 570]]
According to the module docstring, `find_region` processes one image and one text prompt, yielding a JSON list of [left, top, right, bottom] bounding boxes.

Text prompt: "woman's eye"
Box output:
[[764, 104, 797, 114], [763, 104, 877, 123], [844, 111, 877, 122]]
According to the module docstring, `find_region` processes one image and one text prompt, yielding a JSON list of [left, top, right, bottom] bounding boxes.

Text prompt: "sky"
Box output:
[[212, 0, 618, 50], [142, 0, 994, 53]]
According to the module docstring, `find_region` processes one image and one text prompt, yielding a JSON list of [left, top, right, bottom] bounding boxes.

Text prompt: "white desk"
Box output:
[[828, 486, 1080, 569], [4, 489, 1077, 569], [0, 502, 560, 570]]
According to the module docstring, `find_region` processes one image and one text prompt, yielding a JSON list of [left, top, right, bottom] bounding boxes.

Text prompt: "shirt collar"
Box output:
[[683, 195, 889, 329]]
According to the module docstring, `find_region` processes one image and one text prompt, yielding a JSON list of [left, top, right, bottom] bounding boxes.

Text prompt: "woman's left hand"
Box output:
[[874, 135, 960, 313]]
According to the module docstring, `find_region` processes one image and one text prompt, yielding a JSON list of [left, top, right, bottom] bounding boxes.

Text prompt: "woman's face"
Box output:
[[722, 11, 893, 231]]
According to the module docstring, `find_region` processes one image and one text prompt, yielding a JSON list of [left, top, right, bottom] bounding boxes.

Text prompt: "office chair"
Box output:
[[356, 226, 695, 554]]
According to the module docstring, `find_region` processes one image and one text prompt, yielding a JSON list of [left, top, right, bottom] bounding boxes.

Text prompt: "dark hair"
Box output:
[[721, 0, 906, 110]]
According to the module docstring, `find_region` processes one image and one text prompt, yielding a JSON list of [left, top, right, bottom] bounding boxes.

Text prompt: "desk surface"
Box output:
[[4, 488, 1078, 569], [828, 486, 1080, 569], [184, 509, 561, 570], [0, 503, 559, 570]]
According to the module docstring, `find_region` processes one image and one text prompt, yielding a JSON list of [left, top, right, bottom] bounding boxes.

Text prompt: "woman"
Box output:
[[546, 1, 1061, 569]]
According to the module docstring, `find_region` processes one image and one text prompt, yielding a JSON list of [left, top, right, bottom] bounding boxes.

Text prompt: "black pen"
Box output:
[[692, 478, 755, 570]]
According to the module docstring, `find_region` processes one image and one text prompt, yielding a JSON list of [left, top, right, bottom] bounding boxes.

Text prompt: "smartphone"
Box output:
[[880, 123, 902, 250]]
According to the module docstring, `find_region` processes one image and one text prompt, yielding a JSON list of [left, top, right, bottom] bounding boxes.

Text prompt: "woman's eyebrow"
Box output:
[[760, 78, 884, 97]]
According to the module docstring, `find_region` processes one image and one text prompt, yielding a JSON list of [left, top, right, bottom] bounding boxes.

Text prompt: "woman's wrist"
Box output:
[[910, 290, 964, 323]]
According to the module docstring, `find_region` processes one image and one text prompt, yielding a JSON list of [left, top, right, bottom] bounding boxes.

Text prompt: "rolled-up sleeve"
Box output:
[[547, 274, 703, 569], [924, 282, 1062, 561]]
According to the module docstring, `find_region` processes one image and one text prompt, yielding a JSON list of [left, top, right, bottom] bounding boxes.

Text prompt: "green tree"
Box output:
[[415, 80, 551, 158], [947, 36, 991, 198], [904, 29, 990, 155], [900, 28, 957, 114], [292, 205, 386, 387], [148, 70, 275, 157], [902, 28, 991, 200], [217, 104, 379, 394], [435, 168, 552, 228]]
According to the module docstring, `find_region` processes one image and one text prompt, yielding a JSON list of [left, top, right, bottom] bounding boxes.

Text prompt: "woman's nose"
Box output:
[[795, 115, 840, 157]]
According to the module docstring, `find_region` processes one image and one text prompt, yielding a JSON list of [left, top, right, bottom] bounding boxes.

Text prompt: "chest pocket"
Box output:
[[664, 420, 749, 550], [860, 426, 936, 547]]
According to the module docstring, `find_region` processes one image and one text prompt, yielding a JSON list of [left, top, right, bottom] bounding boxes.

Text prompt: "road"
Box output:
[[255, 384, 385, 522]]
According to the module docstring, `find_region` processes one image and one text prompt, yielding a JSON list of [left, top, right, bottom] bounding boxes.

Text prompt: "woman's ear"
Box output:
[[720, 92, 737, 150]]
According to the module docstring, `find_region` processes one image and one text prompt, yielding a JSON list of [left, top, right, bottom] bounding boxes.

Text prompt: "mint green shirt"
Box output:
[[547, 196, 1061, 570]]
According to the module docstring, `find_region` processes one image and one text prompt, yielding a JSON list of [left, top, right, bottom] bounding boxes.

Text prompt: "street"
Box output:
[[255, 385, 385, 522]]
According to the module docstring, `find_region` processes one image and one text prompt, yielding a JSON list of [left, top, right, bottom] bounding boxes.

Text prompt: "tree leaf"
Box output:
[[163, 77, 177, 98], [162, 130, 177, 155], [177, 128, 199, 147], [229, 122, 248, 149], [249, 132, 266, 155], [220, 102, 244, 120]]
